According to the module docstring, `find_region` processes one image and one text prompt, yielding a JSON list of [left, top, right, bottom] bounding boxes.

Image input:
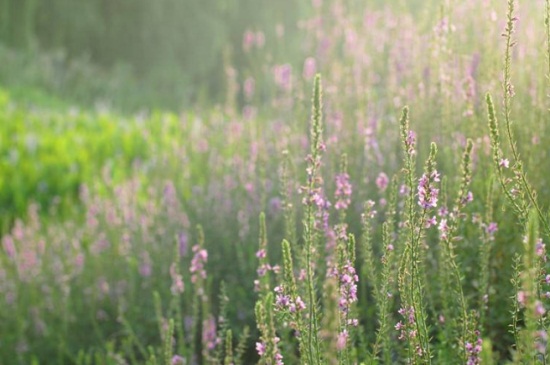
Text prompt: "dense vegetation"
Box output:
[[2, 0, 550, 364], [0, 0, 306, 109]]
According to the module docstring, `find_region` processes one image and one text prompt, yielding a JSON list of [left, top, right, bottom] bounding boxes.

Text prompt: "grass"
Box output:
[[2, 0, 550, 364]]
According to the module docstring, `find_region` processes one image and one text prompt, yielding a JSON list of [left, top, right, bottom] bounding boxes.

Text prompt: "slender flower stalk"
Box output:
[[478, 178, 495, 330], [276, 240, 307, 355], [280, 150, 298, 246], [164, 319, 175, 365], [493, 0, 550, 237], [486, 93, 526, 222], [301, 74, 324, 365], [373, 221, 396, 364], [437, 139, 474, 363], [255, 212, 279, 297], [512, 210, 549, 362], [256, 293, 284, 365], [361, 200, 379, 298], [335, 154, 352, 220], [224, 329, 233, 365], [397, 107, 433, 364]]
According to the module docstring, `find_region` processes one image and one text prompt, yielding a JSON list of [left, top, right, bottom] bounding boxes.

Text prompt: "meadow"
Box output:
[[2, 0, 550, 364]]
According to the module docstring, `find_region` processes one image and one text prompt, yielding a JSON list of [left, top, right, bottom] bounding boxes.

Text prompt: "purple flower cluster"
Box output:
[[536, 330, 548, 354], [418, 170, 440, 209], [338, 263, 359, 314], [376, 172, 389, 192], [274, 285, 306, 313], [242, 29, 265, 52], [202, 315, 220, 351], [465, 332, 482, 365], [536, 238, 546, 260], [336, 329, 349, 350], [460, 191, 474, 205], [405, 130, 417, 156], [486, 222, 498, 235], [334, 173, 352, 210], [256, 338, 283, 365], [170, 263, 184, 295], [254, 248, 280, 292], [311, 191, 331, 231], [535, 300, 546, 317], [395, 306, 416, 341], [171, 355, 185, 365], [256, 263, 280, 279], [303, 58, 316, 80], [190, 245, 207, 284], [438, 218, 449, 241], [396, 306, 425, 357], [273, 64, 292, 91]]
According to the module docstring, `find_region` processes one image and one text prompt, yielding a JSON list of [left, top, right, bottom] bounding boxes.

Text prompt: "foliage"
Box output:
[[3, 0, 550, 364]]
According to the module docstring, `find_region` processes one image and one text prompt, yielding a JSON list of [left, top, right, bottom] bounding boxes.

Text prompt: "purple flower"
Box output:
[[178, 232, 188, 257], [406, 131, 417, 155], [172, 355, 185, 365], [202, 315, 219, 351], [461, 191, 474, 204], [303, 57, 317, 79], [334, 173, 352, 210], [170, 263, 184, 295], [418, 171, 440, 209], [535, 300, 546, 316], [536, 239, 546, 258], [244, 77, 255, 101], [273, 64, 293, 91], [499, 158, 510, 168], [340, 264, 358, 305], [242, 30, 255, 52], [336, 330, 348, 350], [518, 291, 526, 306], [256, 249, 267, 259], [438, 219, 449, 240], [425, 216, 437, 228], [465, 332, 483, 365], [376, 172, 389, 191], [256, 342, 266, 356], [486, 222, 498, 235], [139, 252, 152, 278], [274, 285, 306, 313], [190, 245, 208, 284]]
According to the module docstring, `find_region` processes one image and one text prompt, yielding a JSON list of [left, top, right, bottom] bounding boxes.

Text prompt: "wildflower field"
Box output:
[[3, 0, 550, 364]]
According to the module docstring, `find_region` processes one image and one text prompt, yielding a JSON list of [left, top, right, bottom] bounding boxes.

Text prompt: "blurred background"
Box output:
[[0, 0, 313, 110], [0, 0, 443, 111]]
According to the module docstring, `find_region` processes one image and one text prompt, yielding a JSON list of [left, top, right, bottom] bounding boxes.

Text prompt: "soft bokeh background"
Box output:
[[1, 0, 309, 109]]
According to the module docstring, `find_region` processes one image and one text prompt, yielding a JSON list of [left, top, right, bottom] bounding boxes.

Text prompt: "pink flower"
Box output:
[[172, 355, 185, 365], [334, 173, 352, 210], [256, 342, 266, 356], [243, 30, 255, 52], [518, 291, 526, 306], [376, 172, 389, 191], [336, 330, 348, 350], [535, 300, 546, 316], [303, 57, 317, 79]]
